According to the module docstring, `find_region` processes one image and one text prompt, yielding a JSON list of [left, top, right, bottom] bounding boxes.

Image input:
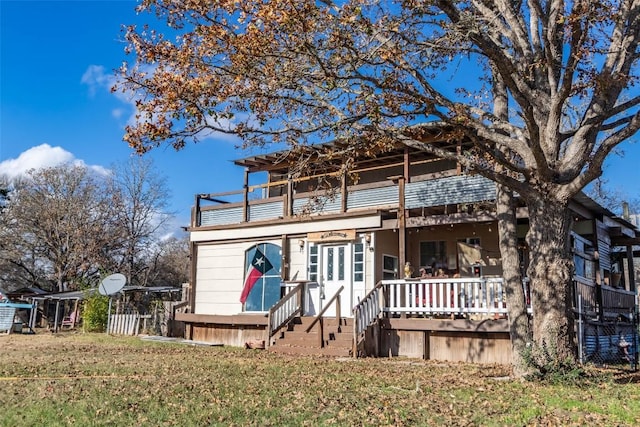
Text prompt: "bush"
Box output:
[[82, 292, 110, 332]]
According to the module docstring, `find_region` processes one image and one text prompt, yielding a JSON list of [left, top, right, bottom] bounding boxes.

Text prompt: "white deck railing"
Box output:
[[266, 282, 306, 343], [382, 278, 508, 316], [353, 283, 383, 336]]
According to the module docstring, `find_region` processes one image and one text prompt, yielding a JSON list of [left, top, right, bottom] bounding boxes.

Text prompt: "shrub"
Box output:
[[82, 292, 110, 332]]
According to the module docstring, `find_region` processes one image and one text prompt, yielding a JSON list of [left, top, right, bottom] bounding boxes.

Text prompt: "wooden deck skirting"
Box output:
[[380, 317, 510, 333], [176, 313, 269, 326]]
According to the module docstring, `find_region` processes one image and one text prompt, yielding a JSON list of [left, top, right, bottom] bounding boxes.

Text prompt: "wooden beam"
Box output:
[[341, 172, 348, 213], [380, 317, 510, 333], [627, 245, 636, 292], [404, 147, 410, 184], [242, 168, 249, 222], [281, 234, 289, 281], [175, 313, 269, 326]]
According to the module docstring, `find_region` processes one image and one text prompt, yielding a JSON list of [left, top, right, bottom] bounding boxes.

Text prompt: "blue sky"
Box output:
[[1, 0, 639, 232], [0, 0, 250, 230]]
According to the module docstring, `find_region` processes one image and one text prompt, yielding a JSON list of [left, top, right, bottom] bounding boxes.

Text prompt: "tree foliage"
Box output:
[[115, 0, 640, 368], [106, 157, 173, 286], [0, 165, 121, 292], [0, 162, 185, 293]]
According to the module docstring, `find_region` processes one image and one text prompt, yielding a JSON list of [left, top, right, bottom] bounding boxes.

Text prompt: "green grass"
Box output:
[[0, 333, 638, 426]]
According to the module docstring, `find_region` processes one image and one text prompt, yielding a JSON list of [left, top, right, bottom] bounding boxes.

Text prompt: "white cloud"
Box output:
[[111, 108, 124, 119], [81, 65, 116, 97], [83, 63, 240, 144], [82, 64, 145, 128], [0, 144, 109, 180]]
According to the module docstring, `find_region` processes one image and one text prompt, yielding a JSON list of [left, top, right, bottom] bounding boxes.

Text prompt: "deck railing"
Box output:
[[266, 282, 306, 346], [374, 277, 635, 319], [195, 174, 496, 227], [601, 285, 636, 319], [354, 282, 383, 336], [352, 282, 383, 356], [382, 277, 508, 316], [305, 285, 344, 348]]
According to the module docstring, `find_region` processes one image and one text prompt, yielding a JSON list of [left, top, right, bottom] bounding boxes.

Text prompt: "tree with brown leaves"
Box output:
[[115, 0, 640, 373]]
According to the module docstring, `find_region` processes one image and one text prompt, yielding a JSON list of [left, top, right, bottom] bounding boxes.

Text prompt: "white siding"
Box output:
[[194, 240, 279, 315], [288, 241, 308, 281]]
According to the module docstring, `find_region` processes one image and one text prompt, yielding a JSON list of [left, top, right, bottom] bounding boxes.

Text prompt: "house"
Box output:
[[177, 133, 639, 364]]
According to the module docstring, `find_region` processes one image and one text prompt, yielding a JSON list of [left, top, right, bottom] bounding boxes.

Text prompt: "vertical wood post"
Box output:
[[281, 235, 289, 282], [242, 168, 249, 222], [193, 194, 201, 227], [404, 147, 410, 183], [398, 177, 407, 270], [318, 317, 324, 348], [627, 245, 636, 292], [341, 172, 348, 213], [286, 175, 294, 217]]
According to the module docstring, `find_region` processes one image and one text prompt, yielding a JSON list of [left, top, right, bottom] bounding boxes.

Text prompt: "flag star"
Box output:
[[254, 256, 265, 267]]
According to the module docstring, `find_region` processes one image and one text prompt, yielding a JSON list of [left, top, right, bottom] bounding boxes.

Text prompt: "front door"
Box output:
[[320, 244, 352, 317]]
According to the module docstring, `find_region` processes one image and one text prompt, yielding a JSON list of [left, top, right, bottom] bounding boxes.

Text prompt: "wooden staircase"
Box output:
[[268, 316, 353, 357]]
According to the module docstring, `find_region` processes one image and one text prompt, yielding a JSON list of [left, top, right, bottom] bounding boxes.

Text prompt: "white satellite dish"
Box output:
[[99, 273, 126, 296]]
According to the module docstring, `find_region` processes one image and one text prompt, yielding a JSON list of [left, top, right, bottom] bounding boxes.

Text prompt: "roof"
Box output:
[[122, 285, 182, 293], [233, 124, 462, 173], [32, 289, 95, 301], [30, 285, 182, 301]]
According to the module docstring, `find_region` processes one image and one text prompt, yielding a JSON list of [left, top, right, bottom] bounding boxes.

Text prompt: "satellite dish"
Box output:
[[99, 273, 126, 296]]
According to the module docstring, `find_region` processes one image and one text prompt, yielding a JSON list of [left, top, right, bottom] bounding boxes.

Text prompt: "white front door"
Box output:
[[320, 244, 352, 317]]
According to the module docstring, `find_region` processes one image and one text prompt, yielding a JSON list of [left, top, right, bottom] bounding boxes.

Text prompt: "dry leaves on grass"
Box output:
[[0, 333, 639, 426]]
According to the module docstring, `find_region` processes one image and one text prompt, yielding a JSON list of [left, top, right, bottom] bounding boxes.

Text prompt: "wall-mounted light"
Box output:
[[364, 233, 374, 252], [298, 239, 305, 252]]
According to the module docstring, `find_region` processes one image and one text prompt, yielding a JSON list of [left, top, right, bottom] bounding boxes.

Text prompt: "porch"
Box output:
[[262, 276, 637, 363]]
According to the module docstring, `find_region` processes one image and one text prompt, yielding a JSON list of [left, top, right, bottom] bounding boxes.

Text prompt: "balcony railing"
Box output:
[[195, 174, 496, 227]]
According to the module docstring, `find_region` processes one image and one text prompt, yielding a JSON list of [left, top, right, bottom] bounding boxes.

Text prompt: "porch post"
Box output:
[[242, 168, 249, 222], [626, 245, 636, 292], [286, 175, 294, 217], [340, 172, 348, 213], [281, 234, 289, 282], [404, 147, 410, 183], [54, 300, 60, 333], [398, 176, 407, 269], [387, 175, 407, 269], [193, 194, 201, 227]]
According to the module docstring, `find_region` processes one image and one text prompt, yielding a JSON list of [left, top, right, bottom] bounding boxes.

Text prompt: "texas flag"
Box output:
[[240, 247, 274, 304]]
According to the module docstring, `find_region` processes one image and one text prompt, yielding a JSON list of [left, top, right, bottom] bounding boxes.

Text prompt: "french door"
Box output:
[[320, 244, 352, 317]]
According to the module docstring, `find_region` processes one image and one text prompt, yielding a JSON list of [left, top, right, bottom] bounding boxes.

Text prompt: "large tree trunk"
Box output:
[[496, 184, 530, 376], [526, 196, 577, 367], [491, 65, 531, 376]]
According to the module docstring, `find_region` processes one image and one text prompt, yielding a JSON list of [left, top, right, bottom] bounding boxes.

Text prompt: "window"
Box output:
[[243, 243, 281, 312], [353, 243, 364, 282], [308, 245, 318, 282], [460, 237, 481, 247], [420, 241, 448, 270], [572, 234, 595, 280], [383, 254, 398, 280]]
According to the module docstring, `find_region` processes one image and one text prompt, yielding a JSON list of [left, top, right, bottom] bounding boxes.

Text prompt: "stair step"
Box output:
[[269, 316, 353, 357], [269, 345, 351, 357], [293, 317, 352, 327]]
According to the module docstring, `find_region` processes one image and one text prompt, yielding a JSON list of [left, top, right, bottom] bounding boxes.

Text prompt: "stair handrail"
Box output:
[[266, 282, 306, 345], [352, 281, 384, 356], [305, 285, 344, 348]]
